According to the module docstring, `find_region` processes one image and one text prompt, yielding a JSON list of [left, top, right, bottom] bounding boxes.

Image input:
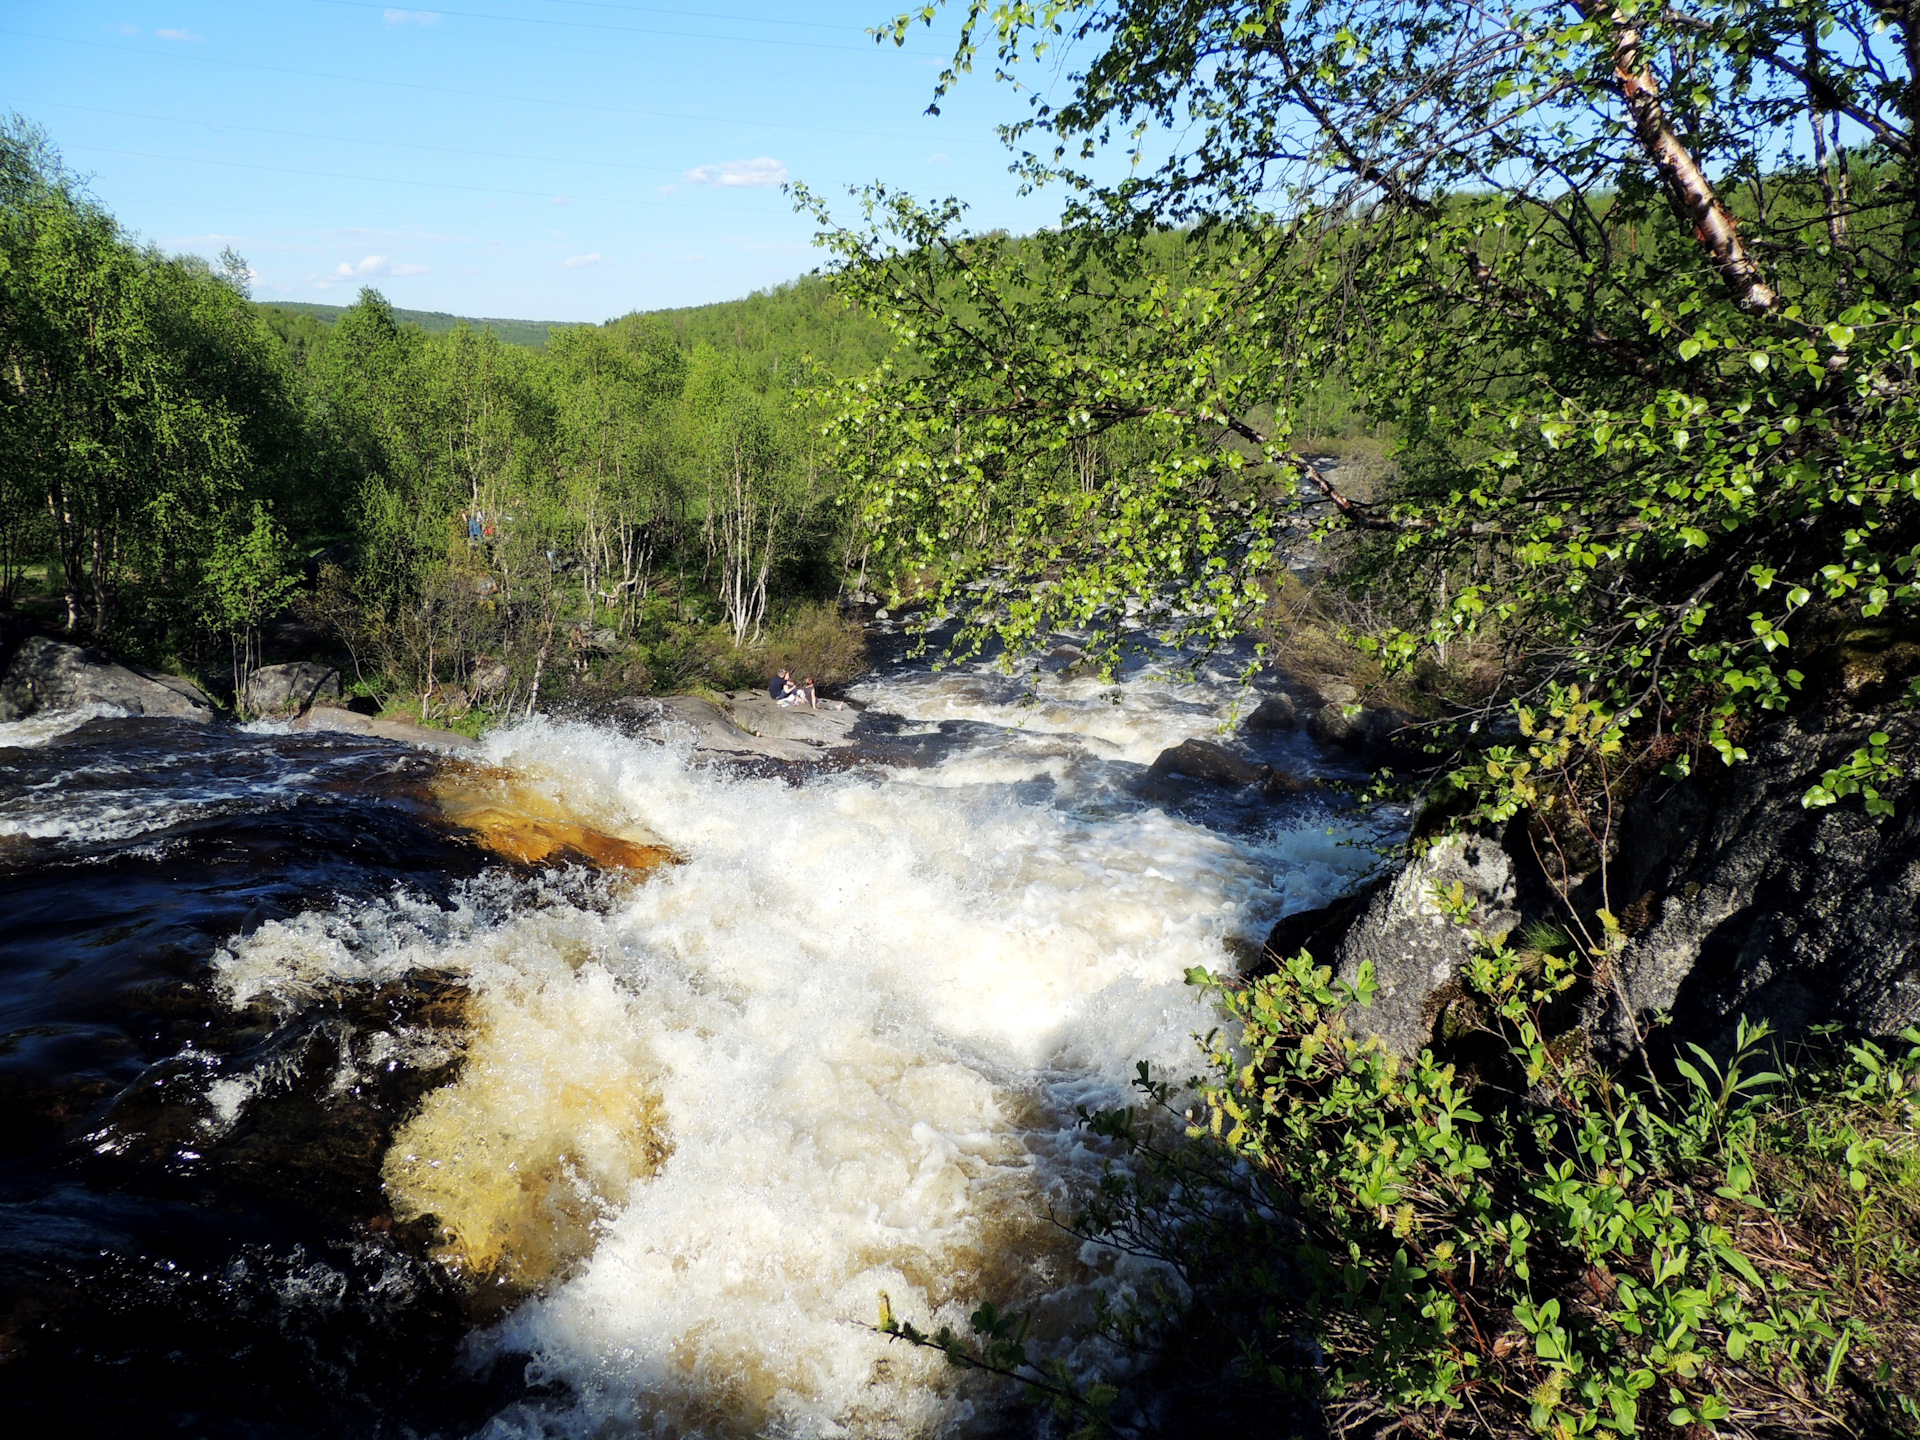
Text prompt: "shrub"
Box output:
[[755, 599, 869, 688]]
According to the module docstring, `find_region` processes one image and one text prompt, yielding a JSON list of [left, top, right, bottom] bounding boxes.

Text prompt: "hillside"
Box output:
[[254, 276, 890, 376], [254, 300, 574, 351]]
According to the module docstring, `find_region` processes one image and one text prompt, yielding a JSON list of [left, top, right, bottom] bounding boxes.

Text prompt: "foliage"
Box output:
[[2, 117, 892, 715], [826, 0, 1920, 794], [0, 114, 303, 649], [204, 500, 299, 711]]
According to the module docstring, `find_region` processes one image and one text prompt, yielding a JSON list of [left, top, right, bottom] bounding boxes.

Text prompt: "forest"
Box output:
[[0, 115, 892, 721]]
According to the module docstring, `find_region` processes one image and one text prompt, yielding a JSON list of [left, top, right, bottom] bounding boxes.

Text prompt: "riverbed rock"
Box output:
[[1307, 700, 1413, 757], [608, 693, 859, 765], [243, 661, 341, 715], [290, 706, 477, 753], [1241, 693, 1297, 731], [0, 635, 213, 722], [723, 690, 861, 748], [1331, 833, 1520, 1058], [1146, 738, 1271, 787]]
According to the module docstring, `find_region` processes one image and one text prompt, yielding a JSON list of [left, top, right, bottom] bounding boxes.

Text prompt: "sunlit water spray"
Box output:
[[200, 660, 1389, 1436]]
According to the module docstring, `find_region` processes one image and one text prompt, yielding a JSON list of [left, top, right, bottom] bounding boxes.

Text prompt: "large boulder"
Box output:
[[0, 635, 212, 722], [1331, 833, 1520, 1058], [243, 661, 341, 715], [723, 690, 861, 748], [1241, 693, 1297, 731], [1607, 714, 1920, 1043]]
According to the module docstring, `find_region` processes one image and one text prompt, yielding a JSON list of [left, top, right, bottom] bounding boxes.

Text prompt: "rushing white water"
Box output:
[[209, 661, 1391, 1437], [0, 701, 128, 751]]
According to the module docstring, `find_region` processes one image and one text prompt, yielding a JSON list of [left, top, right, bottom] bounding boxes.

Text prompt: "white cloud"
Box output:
[[926, 152, 950, 165], [156, 28, 205, 42], [384, 9, 441, 25], [116, 24, 140, 36], [656, 184, 675, 195], [333, 255, 428, 278], [682, 157, 787, 188], [561, 253, 603, 269], [551, 194, 571, 206]]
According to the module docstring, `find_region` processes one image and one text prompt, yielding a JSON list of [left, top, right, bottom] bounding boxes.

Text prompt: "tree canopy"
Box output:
[[820, 0, 1918, 793]]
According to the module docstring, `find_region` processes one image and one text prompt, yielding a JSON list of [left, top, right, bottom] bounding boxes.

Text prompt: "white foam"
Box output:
[[851, 658, 1258, 766], [215, 713, 1383, 1437], [0, 702, 128, 749]]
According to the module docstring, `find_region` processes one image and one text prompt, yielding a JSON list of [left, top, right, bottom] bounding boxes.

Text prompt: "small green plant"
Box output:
[[1802, 732, 1905, 817]]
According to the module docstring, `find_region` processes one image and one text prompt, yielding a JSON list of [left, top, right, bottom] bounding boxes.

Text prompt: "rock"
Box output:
[[1332, 833, 1520, 1058], [609, 694, 858, 765], [1145, 738, 1270, 787], [291, 706, 477, 753], [1319, 680, 1359, 706], [0, 635, 213, 722], [1307, 701, 1367, 748], [723, 690, 861, 748], [1261, 769, 1317, 797], [1041, 643, 1091, 677], [1241, 693, 1297, 731], [1308, 701, 1412, 756], [1263, 879, 1388, 966], [469, 658, 510, 702], [243, 661, 341, 715], [569, 624, 619, 654], [1606, 715, 1920, 1045]]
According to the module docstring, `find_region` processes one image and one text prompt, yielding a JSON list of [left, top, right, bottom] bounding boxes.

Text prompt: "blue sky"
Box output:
[[0, 2, 1077, 320]]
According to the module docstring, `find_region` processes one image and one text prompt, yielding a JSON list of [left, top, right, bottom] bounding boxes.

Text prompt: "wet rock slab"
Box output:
[[291, 705, 478, 753], [607, 692, 861, 765]]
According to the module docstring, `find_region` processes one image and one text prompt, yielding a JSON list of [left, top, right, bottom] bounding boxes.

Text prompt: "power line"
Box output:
[[20, 99, 688, 177], [60, 142, 802, 214], [265, 0, 936, 56]]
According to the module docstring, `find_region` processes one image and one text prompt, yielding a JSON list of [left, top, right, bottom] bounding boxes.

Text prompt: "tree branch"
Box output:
[[1577, 2, 1780, 316]]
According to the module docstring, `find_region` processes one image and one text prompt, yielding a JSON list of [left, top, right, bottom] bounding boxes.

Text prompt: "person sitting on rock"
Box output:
[[769, 668, 803, 705]]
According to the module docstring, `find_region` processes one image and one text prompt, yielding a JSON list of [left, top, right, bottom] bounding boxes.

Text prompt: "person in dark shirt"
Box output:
[[768, 669, 822, 710]]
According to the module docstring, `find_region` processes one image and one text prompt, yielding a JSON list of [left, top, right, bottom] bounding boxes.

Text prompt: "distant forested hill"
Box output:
[[255, 300, 572, 353], [255, 276, 889, 375], [605, 275, 890, 378]]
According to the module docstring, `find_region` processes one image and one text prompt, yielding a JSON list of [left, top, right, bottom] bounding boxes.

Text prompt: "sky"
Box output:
[[0, 1, 1083, 321]]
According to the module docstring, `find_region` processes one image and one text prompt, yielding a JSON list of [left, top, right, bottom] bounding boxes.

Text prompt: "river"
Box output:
[[0, 639, 1392, 1436]]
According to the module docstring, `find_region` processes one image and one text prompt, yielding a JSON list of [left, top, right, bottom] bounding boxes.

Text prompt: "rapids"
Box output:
[[0, 645, 1395, 1436]]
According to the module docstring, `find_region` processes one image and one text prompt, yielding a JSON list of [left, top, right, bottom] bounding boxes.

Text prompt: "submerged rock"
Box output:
[[0, 634, 213, 722], [1145, 737, 1270, 787], [428, 764, 677, 874], [244, 661, 341, 715]]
